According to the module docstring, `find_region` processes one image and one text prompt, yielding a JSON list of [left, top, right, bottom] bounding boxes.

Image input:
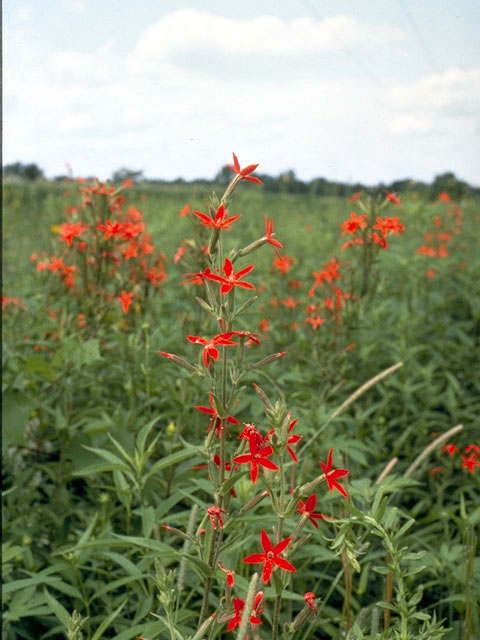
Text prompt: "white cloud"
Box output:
[[3, 9, 479, 185], [390, 68, 480, 112], [127, 10, 406, 75], [16, 6, 33, 21], [387, 68, 480, 137], [61, 0, 87, 13]]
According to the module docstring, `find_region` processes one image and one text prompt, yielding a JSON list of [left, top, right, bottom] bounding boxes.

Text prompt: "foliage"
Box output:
[[2, 157, 480, 639]]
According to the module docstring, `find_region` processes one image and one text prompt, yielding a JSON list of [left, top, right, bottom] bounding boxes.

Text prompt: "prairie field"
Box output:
[[2, 174, 480, 640]]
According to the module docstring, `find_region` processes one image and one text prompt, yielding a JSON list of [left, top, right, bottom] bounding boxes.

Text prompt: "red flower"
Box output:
[[464, 444, 480, 455], [118, 290, 134, 313], [194, 393, 240, 435], [179, 203, 190, 216], [340, 237, 364, 251], [60, 221, 88, 247], [238, 423, 266, 450], [348, 190, 363, 202], [305, 315, 325, 330], [242, 529, 296, 584], [227, 152, 263, 185], [226, 591, 264, 631], [258, 318, 270, 332], [304, 591, 317, 615], [430, 466, 445, 475], [193, 203, 241, 230], [272, 254, 295, 275], [203, 258, 255, 295], [285, 417, 302, 463], [97, 219, 123, 239], [319, 448, 349, 498], [218, 563, 235, 588], [372, 216, 405, 238], [230, 330, 263, 346], [441, 443, 459, 456], [385, 192, 401, 206], [296, 494, 325, 528], [187, 332, 239, 368], [340, 212, 368, 236], [264, 215, 283, 251], [437, 192, 451, 203], [234, 439, 279, 485], [207, 506, 225, 530], [371, 232, 388, 249], [461, 454, 480, 474]]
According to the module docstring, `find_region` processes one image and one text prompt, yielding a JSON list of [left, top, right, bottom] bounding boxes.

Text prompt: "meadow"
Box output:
[[2, 160, 480, 640]]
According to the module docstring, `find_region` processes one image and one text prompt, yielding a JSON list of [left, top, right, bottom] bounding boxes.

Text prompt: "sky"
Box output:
[[4, 0, 480, 185]]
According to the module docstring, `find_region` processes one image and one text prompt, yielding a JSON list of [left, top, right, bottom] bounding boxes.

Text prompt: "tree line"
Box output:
[[3, 161, 479, 201]]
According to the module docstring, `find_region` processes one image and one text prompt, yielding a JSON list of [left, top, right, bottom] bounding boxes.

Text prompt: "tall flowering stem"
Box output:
[[159, 153, 351, 636]]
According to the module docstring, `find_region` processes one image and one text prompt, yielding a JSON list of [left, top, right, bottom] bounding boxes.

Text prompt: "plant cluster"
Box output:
[[2, 155, 479, 640]]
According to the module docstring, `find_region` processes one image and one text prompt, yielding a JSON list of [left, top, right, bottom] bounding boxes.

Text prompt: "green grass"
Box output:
[[2, 179, 480, 639]]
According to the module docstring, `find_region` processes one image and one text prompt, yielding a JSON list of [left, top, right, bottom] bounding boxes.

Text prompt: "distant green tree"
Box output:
[[429, 171, 470, 201], [111, 168, 144, 184], [3, 162, 44, 181], [214, 165, 232, 185]]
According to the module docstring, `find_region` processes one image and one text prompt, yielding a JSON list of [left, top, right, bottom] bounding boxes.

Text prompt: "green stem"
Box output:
[[198, 529, 217, 627]]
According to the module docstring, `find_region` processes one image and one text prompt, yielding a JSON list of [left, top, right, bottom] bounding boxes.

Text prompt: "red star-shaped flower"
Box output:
[[319, 448, 349, 498], [462, 454, 480, 474], [187, 332, 239, 368], [441, 443, 459, 456], [234, 439, 279, 485], [194, 393, 240, 435], [193, 203, 241, 230], [203, 257, 255, 295], [296, 494, 325, 529], [242, 529, 296, 584], [226, 591, 264, 631], [264, 215, 283, 252], [227, 152, 263, 185], [207, 506, 225, 530]]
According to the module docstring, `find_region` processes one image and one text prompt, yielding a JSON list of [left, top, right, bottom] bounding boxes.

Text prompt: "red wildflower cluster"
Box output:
[[433, 442, 480, 475], [2, 296, 25, 311], [416, 196, 464, 274], [158, 154, 354, 636], [32, 178, 167, 318]]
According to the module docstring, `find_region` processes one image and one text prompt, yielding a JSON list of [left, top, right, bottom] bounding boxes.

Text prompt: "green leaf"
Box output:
[[54, 336, 102, 368], [143, 446, 199, 482], [173, 550, 213, 578], [72, 462, 130, 476], [141, 505, 156, 538], [467, 505, 480, 525], [81, 445, 129, 467], [103, 551, 144, 579], [90, 599, 127, 640], [3, 576, 62, 595], [44, 588, 70, 628], [2, 543, 25, 564], [393, 518, 415, 541], [111, 533, 174, 556], [2, 390, 35, 452], [136, 417, 161, 454], [24, 354, 56, 379]]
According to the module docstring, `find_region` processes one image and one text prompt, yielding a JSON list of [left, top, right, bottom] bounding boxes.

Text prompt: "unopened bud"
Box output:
[[191, 612, 217, 640], [253, 383, 274, 410], [250, 352, 287, 370], [158, 351, 197, 372], [161, 525, 193, 542], [238, 489, 269, 515]]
